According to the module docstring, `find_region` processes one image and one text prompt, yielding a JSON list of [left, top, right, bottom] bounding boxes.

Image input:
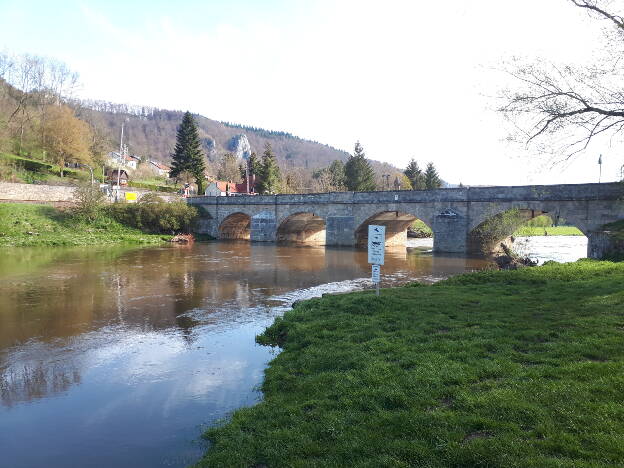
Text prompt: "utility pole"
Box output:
[[245, 158, 250, 194], [116, 118, 128, 200], [598, 154, 603, 183]]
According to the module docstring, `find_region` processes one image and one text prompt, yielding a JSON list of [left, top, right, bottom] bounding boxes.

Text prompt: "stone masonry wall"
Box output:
[[0, 182, 182, 204], [0, 182, 76, 203]]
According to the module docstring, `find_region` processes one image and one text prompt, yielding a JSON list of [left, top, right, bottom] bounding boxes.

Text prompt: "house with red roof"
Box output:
[[149, 160, 171, 177], [204, 175, 257, 196]]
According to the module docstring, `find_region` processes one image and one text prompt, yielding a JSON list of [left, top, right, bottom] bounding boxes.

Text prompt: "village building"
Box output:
[[149, 160, 171, 177], [105, 169, 130, 186], [204, 175, 256, 196], [107, 151, 138, 170]]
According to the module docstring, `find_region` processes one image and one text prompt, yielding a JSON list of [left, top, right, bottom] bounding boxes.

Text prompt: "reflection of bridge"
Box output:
[[188, 182, 624, 258]]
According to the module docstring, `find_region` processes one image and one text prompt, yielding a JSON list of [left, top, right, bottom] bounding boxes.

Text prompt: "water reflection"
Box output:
[[0, 238, 580, 468]]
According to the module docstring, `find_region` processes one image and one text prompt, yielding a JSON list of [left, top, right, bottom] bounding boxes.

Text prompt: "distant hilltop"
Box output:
[[73, 100, 351, 170]]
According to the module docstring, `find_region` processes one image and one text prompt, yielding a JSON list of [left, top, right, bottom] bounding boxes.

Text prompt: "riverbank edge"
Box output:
[[196, 259, 624, 467], [0, 202, 174, 247]]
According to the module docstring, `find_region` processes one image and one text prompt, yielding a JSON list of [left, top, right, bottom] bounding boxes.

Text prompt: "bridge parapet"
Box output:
[[188, 182, 624, 258]]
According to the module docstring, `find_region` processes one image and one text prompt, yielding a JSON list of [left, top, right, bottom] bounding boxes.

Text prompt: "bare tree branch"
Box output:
[[500, 1, 624, 160]]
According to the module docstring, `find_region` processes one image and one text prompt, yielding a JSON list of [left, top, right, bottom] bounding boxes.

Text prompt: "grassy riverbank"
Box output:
[[514, 225, 584, 236], [198, 260, 624, 467], [0, 203, 169, 247]]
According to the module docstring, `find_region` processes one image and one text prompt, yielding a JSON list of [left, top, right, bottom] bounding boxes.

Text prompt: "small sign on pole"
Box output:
[[371, 264, 380, 283], [368, 225, 386, 296], [367, 225, 385, 265]]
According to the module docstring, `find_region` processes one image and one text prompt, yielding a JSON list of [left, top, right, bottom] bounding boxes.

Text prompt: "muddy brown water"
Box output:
[[0, 237, 587, 468]]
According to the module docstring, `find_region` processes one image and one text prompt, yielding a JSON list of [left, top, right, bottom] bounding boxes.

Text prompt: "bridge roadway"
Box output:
[[188, 182, 624, 258]]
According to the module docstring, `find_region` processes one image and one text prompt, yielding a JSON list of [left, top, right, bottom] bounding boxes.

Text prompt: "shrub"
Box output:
[[106, 196, 197, 234], [72, 184, 107, 222]]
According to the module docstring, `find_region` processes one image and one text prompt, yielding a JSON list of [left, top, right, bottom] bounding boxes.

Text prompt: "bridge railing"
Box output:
[[187, 182, 623, 205]]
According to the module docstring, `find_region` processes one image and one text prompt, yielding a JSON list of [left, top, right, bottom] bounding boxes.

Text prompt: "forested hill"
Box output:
[[74, 102, 351, 169]]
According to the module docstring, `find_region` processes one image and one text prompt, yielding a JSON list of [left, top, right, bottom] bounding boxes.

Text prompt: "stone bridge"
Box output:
[[188, 182, 624, 258]]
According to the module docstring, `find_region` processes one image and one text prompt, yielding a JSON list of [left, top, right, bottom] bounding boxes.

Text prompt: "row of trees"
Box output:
[[0, 52, 108, 175], [404, 159, 442, 190], [312, 142, 444, 193]]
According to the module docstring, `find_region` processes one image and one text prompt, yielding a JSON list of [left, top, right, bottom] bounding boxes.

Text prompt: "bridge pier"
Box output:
[[587, 231, 619, 259], [326, 216, 356, 246], [432, 210, 469, 254], [250, 212, 277, 242]]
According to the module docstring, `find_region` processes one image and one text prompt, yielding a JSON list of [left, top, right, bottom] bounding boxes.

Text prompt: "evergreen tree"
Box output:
[[239, 152, 262, 182], [258, 144, 282, 194], [170, 111, 206, 192], [248, 152, 262, 176], [424, 162, 442, 190], [327, 160, 346, 189], [344, 141, 376, 191], [404, 158, 425, 190]]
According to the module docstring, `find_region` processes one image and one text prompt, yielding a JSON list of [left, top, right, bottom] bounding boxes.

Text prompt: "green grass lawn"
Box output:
[[198, 260, 624, 467], [514, 226, 584, 236], [0, 203, 168, 247]]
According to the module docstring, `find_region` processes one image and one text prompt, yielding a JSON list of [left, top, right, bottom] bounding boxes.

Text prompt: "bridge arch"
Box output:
[[277, 212, 326, 244], [467, 206, 589, 255], [355, 211, 430, 247], [219, 212, 251, 240]]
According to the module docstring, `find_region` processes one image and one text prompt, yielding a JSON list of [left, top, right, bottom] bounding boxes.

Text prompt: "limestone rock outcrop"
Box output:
[[228, 134, 252, 159]]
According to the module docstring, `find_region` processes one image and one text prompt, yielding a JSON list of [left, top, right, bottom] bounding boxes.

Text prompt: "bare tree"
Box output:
[[500, 0, 624, 160], [7, 55, 45, 153]]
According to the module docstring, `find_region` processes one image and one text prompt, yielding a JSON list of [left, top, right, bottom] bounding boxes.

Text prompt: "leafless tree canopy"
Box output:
[[501, 0, 624, 159]]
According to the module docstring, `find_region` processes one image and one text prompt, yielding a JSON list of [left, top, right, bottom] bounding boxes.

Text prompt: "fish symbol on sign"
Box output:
[[372, 241, 381, 246]]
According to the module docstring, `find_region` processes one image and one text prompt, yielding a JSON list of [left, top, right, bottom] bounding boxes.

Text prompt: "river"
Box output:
[[0, 236, 587, 468]]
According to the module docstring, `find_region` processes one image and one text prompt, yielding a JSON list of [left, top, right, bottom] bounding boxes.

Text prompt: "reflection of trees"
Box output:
[[1, 241, 490, 405], [1, 361, 81, 407]]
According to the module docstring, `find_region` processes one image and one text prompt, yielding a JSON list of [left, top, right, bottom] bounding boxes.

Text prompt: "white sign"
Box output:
[[371, 264, 380, 283], [367, 225, 385, 265]]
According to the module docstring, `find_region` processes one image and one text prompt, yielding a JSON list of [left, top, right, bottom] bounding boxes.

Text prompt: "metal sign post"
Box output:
[[368, 225, 385, 296]]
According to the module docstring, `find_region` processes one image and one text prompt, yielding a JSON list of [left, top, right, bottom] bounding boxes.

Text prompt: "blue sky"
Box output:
[[0, 0, 618, 185]]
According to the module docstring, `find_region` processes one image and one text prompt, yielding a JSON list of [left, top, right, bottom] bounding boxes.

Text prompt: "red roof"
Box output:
[[214, 181, 250, 193], [150, 161, 170, 171]]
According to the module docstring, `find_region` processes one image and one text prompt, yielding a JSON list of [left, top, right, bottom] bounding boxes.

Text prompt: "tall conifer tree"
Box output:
[[258, 144, 282, 194], [344, 141, 376, 191], [404, 158, 425, 190], [170, 111, 206, 192], [424, 162, 442, 190]]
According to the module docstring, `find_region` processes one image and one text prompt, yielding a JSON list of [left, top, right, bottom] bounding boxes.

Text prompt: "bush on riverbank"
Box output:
[[0, 203, 169, 247], [407, 219, 433, 238], [105, 194, 198, 234], [198, 259, 624, 467]]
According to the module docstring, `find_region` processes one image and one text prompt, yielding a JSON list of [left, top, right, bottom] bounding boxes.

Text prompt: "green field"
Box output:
[[514, 225, 585, 237], [198, 260, 624, 467], [0, 203, 168, 247]]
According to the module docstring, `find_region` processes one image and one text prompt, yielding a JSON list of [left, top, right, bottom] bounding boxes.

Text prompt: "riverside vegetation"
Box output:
[[198, 259, 624, 467], [0, 191, 198, 247]]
